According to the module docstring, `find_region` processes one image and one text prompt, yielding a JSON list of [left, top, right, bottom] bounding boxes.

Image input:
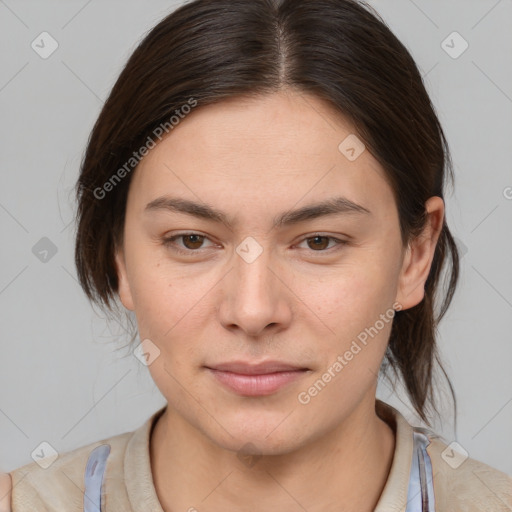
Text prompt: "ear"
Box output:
[[395, 196, 444, 310], [114, 246, 135, 311]]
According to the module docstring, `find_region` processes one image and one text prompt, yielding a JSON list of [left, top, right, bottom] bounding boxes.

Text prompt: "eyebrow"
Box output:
[[144, 195, 371, 228]]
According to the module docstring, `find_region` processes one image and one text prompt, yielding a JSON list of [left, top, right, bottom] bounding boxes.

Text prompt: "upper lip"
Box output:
[[206, 361, 309, 375]]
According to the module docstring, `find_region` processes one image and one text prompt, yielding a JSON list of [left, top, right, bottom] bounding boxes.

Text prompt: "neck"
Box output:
[[150, 397, 396, 512]]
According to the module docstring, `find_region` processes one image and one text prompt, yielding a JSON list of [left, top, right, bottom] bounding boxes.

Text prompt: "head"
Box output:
[[75, 0, 459, 451]]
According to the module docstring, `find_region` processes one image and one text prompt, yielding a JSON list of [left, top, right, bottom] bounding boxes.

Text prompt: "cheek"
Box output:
[[295, 268, 397, 410], [127, 251, 218, 355], [303, 258, 398, 337], [129, 266, 171, 336], [124, 245, 180, 338]]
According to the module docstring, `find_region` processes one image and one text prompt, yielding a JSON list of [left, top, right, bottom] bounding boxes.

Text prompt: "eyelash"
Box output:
[[162, 232, 347, 256]]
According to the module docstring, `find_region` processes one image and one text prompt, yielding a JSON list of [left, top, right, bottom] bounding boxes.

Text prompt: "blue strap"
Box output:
[[83, 444, 111, 512], [406, 431, 436, 511]]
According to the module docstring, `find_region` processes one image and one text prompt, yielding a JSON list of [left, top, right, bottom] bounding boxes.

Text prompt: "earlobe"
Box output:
[[395, 196, 445, 310], [114, 248, 135, 311]]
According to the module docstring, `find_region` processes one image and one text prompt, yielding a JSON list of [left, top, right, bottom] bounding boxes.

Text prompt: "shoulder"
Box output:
[[424, 432, 512, 511], [379, 399, 511, 512], [0, 472, 12, 512], [8, 429, 133, 512]]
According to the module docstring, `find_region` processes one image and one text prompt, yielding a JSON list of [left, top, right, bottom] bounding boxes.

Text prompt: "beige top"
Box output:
[[6, 400, 512, 511]]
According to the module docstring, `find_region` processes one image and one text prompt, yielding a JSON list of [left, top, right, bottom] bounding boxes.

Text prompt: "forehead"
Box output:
[[128, 90, 395, 219]]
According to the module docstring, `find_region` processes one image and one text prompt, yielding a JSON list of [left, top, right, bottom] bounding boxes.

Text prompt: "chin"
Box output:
[[201, 411, 311, 457]]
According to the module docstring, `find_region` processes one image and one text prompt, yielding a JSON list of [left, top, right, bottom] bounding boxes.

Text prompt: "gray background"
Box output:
[[1, 0, 511, 476]]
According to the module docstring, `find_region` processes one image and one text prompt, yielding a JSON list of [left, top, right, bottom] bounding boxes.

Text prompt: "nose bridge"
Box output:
[[220, 235, 290, 334], [233, 235, 276, 302]]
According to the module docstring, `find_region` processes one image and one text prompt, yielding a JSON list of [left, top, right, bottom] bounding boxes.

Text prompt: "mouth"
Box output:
[[204, 361, 310, 396]]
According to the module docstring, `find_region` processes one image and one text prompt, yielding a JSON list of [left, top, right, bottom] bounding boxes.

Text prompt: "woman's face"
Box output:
[[115, 90, 441, 454]]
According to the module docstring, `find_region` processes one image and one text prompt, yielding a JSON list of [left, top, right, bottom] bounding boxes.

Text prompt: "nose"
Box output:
[[217, 242, 293, 338]]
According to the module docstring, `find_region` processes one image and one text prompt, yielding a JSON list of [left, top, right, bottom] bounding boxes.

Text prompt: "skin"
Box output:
[[0, 473, 11, 512], [115, 89, 444, 512]]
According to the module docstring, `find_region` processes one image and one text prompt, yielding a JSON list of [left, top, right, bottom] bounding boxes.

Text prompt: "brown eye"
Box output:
[[296, 234, 347, 254], [163, 233, 213, 254], [306, 236, 331, 251], [181, 234, 205, 250]]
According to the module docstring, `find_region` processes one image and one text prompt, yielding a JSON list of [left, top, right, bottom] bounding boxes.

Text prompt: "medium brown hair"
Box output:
[[74, 0, 459, 427]]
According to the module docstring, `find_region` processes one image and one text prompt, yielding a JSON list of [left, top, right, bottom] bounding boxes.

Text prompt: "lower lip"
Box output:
[[207, 369, 308, 396]]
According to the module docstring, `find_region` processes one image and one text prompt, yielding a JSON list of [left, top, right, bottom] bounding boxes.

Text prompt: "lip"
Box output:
[[205, 361, 310, 396], [207, 361, 308, 375]]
